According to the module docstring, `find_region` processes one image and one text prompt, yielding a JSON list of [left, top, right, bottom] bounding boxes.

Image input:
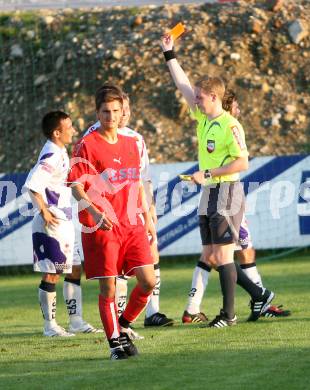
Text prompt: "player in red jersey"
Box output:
[[85, 92, 174, 328], [68, 84, 156, 360]]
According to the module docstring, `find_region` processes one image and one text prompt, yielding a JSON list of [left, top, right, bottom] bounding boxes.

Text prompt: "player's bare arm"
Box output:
[[29, 190, 59, 227], [192, 156, 249, 185], [149, 203, 158, 226], [71, 184, 113, 231], [143, 180, 158, 225], [160, 34, 196, 111], [139, 182, 157, 244]]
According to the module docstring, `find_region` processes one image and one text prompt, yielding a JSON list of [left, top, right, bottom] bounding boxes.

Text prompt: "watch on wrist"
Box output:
[[204, 170, 212, 179]]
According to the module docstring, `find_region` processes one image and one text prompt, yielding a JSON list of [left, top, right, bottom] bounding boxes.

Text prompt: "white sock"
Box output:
[[241, 263, 264, 288], [145, 265, 160, 318], [115, 277, 128, 317], [38, 288, 57, 330], [63, 279, 83, 326], [186, 261, 211, 314]]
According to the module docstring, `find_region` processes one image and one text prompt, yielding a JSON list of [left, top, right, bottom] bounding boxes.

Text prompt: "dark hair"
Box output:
[[41, 111, 69, 139], [95, 83, 123, 111], [222, 89, 236, 113]]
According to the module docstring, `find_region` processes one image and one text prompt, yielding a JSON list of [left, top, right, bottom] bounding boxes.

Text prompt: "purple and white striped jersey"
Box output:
[[24, 140, 72, 220]]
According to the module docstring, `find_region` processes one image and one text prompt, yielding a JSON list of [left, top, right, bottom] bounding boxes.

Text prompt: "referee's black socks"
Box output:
[[218, 263, 237, 320]]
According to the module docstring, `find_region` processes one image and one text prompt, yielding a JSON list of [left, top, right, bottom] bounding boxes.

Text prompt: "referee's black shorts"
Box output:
[[198, 182, 245, 245]]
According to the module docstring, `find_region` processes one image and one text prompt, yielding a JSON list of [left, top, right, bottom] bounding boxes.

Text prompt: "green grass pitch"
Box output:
[[0, 254, 309, 390]]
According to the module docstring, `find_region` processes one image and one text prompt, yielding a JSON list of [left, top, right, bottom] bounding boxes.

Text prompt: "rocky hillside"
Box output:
[[0, 0, 309, 172]]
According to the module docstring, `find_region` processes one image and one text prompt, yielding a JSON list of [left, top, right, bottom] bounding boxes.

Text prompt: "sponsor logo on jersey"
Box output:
[[101, 167, 140, 182], [231, 126, 246, 150], [89, 124, 98, 132], [39, 161, 54, 174], [113, 157, 122, 164], [207, 139, 215, 153]]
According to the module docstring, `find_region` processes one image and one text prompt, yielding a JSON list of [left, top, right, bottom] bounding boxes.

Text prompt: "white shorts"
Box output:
[[235, 215, 253, 251], [72, 238, 82, 266], [32, 214, 75, 274]]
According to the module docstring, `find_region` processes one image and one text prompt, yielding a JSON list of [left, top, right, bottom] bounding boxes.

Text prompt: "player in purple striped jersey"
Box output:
[[24, 111, 103, 337]]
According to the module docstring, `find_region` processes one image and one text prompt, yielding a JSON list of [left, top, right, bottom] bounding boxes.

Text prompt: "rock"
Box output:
[[297, 114, 306, 123], [271, 113, 282, 127], [156, 125, 162, 135], [132, 16, 143, 27], [136, 119, 144, 128], [55, 55, 65, 70], [260, 144, 270, 154], [285, 104, 297, 114], [43, 15, 54, 25], [73, 80, 80, 89], [268, 0, 284, 12], [284, 113, 294, 122], [26, 30, 35, 39], [216, 56, 224, 66], [34, 75, 47, 87], [230, 52, 241, 61], [112, 50, 122, 60], [273, 19, 282, 29], [252, 7, 268, 21], [250, 18, 263, 34], [10, 44, 23, 58], [288, 20, 308, 44], [262, 82, 270, 93]]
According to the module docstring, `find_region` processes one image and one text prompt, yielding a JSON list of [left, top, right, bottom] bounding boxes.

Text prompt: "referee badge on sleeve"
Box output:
[[207, 139, 215, 153]]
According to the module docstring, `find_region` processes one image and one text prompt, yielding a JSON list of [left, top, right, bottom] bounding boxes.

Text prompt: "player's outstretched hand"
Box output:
[[192, 171, 206, 185], [161, 33, 174, 52]]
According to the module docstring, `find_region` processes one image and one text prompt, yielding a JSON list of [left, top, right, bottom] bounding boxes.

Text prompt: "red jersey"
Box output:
[[68, 131, 142, 229]]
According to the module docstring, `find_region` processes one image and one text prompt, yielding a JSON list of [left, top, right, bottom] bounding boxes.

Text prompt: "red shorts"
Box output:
[[81, 224, 153, 279]]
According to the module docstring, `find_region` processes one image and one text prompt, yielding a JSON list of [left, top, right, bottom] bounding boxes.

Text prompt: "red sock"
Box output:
[[122, 285, 151, 323], [98, 295, 120, 340]]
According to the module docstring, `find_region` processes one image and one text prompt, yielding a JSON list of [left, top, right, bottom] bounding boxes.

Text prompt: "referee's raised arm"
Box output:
[[160, 34, 196, 111]]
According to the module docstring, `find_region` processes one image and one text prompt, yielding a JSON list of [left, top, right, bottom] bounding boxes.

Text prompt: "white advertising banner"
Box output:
[[0, 155, 309, 266]]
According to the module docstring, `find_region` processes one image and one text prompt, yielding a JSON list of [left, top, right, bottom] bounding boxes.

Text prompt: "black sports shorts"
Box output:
[[198, 182, 245, 245]]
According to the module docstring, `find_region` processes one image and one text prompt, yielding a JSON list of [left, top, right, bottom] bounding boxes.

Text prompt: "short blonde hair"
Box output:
[[195, 76, 225, 101]]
